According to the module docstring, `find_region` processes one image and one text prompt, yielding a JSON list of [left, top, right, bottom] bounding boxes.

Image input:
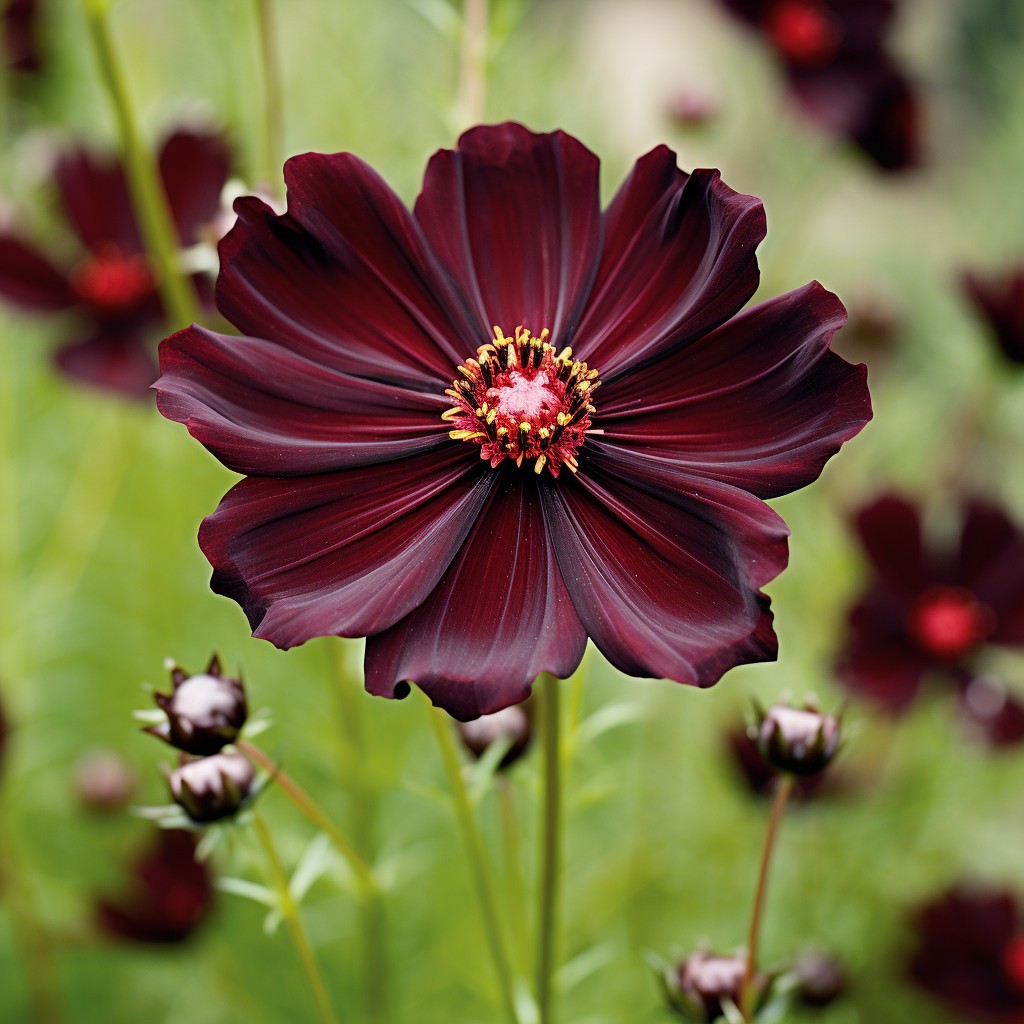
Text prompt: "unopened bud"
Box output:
[[665, 950, 762, 1022], [147, 655, 247, 755], [755, 702, 840, 776], [169, 752, 254, 823], [457, 702, 532, 769]]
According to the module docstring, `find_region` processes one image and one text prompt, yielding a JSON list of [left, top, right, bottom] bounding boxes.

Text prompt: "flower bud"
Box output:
[[74, 749, 138, 813], [146, 655, 247, 755], [792, 949, 845, 1007], [457, 702, 532, 769], [664, 950, 760, 1022], [169, 752, 254, 823], [754, 702, 840, 776]]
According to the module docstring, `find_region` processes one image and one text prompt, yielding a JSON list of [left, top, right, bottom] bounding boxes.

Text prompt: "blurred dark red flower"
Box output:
[[0, 129, 230, 395], [457, 701, 533, 769], [96, 829, 213, 943], [963, 267, 1024, 365], [717, 0, 920, 170], [156, 122, 870, 721], [2, 0, 41, 73], [908, 886, 1024, 1023], [836, 494, 1024, 746]]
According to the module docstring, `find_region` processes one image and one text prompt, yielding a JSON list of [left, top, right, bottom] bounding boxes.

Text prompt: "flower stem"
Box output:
[[255, 0, 284, 194], [497, 776, 529, 975], [327, 647, 391, 1024], [237, 739, 375, 894], [536, 673, 563, 1024], [456, 0, 488, 129], [80, 0, 199, 329], [742, 774, 795, 1021], [251, 812, 340, 1024], [426, 702, 520, 1024]]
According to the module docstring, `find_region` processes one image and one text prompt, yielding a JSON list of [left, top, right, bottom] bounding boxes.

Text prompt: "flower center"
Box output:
[[763, 0, 841, 66], [70, 248, 155, 314], [905, 585, 996, 662], [1003, 935, 1024, 993], [443, 326, 599, 478]]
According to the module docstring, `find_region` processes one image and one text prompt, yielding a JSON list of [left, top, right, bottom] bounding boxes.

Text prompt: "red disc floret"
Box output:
[[906, 585, 996, 662], [443, 326, 600, 478], [763, 0, 840, 66], [70, 247, 155, 316]]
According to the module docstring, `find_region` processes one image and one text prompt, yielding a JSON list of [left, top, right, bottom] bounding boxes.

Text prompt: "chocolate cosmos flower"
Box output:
[[836, 494, 1024, 746], [0, 129, 230, 395], [908, 886, 1024, 1023], [963, 266, 1024, 365], [157, 123, 870, 720], [718, 0, 920, 170], [96, 828, 214, 943]]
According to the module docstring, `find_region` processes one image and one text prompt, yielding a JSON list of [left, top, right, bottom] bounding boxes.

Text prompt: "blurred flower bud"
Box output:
[[457, 702, 532, 769], [169, 752, 254, 823], [664, 949, 762, 1022], [666, 87, 719, 128], [792, 949, 846, 1007], [74, 749, 138, 813], [146, 655, 247, 755], [755, 702, 840, 776]]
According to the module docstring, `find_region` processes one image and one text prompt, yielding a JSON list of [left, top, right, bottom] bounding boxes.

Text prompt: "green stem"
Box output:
[[497, 776, 529, 976], [741, 774, 795, 1022], [252, 813, 340, 1024], [426, 702, 520, 1024], [237, 739, 376, 894], [80, 0, 199, 329], [0, 827, 66, 1024], [455, 0, 488, 129], [326, 645, 391, 1024], [255, 0, 284, 193], [535, 673, 562, 1024]]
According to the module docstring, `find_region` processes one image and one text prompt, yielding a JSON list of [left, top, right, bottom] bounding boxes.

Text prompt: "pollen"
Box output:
[[443, 326, 600, 477]]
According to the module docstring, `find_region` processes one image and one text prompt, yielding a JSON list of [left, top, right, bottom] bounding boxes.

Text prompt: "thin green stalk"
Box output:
[[237, 739, 375, 894], [81, 0, 199, 328], [327, 644, 391, 1024], [426, 702, 520, 1024], [455, 0, 488, 129], [497, 776, 529, 976], [535, 673, 562, 1024], [251, 813, 340, 1024], [0, 828, 66, 1024], [255, 0, 284, 193], [741, 774, 795, 1022]]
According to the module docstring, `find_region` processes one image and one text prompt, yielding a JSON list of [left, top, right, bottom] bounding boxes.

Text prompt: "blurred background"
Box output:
[[3, 0, 1024, 1021]]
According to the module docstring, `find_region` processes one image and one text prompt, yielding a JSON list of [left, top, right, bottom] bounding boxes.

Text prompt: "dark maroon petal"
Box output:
[[199, 447, 496, 647], [909, 887, 1024, 1020], [413, 123, 603, 344], [54, 329, 158, 397], [835, 591, 926, 711], [539, 463, 782, 687], [958, 501, 1024, 641], [595, 283, 870, 498], [158, 130, 232, 245], [216, 154, 473, 388], [0, 232, 74, 310], [3, 0, 43, 72], [571, 148, 765, 380], [963, 269, 1024, 364], [364, 473, 587, 721], [957, 676, 1024, 749], [848, 66, 920, 172], [156, 326, 450, 475], [852, 495, 927, 597], [55, 147, 139, 253]]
